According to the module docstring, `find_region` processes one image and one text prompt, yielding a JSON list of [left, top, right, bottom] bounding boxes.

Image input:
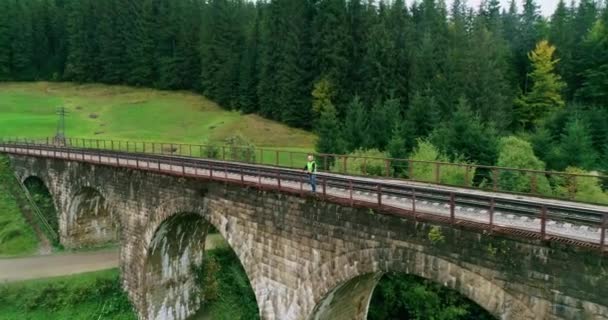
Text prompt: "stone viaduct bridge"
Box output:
[[1, 140, 607, 320]]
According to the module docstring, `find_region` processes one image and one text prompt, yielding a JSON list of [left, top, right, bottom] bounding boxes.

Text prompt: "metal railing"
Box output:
[[2, 136, 606, 205], [0, 138, 607, 253]]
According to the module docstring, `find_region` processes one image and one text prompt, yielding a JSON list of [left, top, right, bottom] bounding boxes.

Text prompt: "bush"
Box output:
[[409, 140, 475, 186], [224, 134, 256, 163], [554, 167, 608, 204], [338, 149, 389, 176], [496, 136, 552, 196]]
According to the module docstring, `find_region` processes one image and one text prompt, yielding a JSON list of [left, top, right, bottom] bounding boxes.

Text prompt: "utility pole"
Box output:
[[54, 106, 68, 145]]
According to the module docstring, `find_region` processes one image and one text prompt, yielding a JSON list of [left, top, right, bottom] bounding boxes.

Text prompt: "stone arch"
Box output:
[[135, 197, 259, 320], [62, 186, 118, 248], [307, 248, 536, 320], [22, 175, 60, 238]]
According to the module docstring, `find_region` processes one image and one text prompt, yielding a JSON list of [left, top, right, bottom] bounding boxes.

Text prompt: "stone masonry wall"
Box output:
[[8, 154, 608, 320]]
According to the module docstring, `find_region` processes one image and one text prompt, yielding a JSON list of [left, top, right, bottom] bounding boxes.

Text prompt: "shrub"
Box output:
[[554, 167, 608, 204], [496, 136, 552, 196], [338, 149, 389, 176], [224, 134, 256, 163], [409, 140, 475, 186]]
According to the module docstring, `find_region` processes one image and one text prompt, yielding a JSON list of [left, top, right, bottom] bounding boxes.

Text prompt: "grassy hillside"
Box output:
[[0, 82, 315, 149], [0, 156, 38, 256]]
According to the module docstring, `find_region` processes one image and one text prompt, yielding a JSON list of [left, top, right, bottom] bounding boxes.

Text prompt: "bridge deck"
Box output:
[[1, 143, 606, 252]]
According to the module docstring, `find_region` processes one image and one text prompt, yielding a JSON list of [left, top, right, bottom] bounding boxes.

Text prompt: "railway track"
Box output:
[[1, 141, 607, 251]]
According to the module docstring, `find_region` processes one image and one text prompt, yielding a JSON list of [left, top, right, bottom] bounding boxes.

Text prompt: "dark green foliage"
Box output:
[[315, 107, 345, 169], [23, 177, 59, 241], [2, 0, 608, 173], [554, 116, 598, 171], [195, 247, 260, 319], [368, 273, 495, 320], [342, 96, 368, 152], [431, 97, 499, 165], [0, 1, 10, 80]]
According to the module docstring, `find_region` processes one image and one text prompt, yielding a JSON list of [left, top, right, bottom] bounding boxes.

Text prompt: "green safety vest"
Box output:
[[306, 161, 317, 173]]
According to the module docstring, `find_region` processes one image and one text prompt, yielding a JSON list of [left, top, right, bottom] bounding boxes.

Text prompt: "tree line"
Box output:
[[1, 0, 607, 177]]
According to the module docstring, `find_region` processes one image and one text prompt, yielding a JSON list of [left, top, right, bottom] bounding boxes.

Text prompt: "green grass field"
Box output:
[[0, 269, 135, 320], [0, 82, 315, 149]]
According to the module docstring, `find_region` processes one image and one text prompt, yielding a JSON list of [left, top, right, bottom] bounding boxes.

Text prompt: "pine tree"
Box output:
[[555, 117, 598, 170], [515, 40, 565, 128], [312, 0, 351, 111], [125, 0, 155, 86], [237, 3, 261, 113], [315, 105, 345, 165], [549, 0, 575, 97], [10, 0, 35, 80], [0, 0, 10, 80], [576, 17, 608, 106], [516, 0, 542, 89], [365, 98, 400, 150], [98, 0, 125, 84], [431, 97, 498, 165], [342, 96, 367, 151]]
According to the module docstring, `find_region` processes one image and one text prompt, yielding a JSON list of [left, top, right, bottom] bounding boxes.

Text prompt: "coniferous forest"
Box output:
[[1, 0, 608, 179]]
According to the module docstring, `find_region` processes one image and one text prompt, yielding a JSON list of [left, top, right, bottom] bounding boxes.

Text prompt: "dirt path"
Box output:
[[0, 249, 119, 282], [0, 234, 225, 283]]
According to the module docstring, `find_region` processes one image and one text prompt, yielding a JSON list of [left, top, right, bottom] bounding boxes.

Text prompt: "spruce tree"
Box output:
[[315, 105, 345, 166], [576, 17, 608, 106], [0, 0, 10, 80], [342, 96, 368, 152], [312, 0, 351, 111], [125, 0, 155, 86], [556, 117, 598, 170], [10, 0, 35, 80], [431, 97, 498, 165]]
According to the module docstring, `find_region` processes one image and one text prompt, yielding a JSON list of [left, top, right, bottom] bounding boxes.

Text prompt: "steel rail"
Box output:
[[1, 141, 607, 252]]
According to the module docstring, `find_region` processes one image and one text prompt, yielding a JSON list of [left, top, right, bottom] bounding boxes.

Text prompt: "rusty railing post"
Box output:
[[489, 198, 495, 230], [412, 188, 416, 216], [408, 160, 413, 180], [435, 162, 441, 184], [276, 150, 279, 166], [240, 167, 244, 184], [492, 169, 498, 191], [258, 169, 262, 188], [531, 172, 537, 194], [349, 180, 353, 206], [450, 193, 455, 224], [540, 205, 547, 241], [385, 159, 390, 177], [570, 175, 577, 200], [322, 178, 327, 198], [343, 156, 347, 174], [600, 213, 607, 251]]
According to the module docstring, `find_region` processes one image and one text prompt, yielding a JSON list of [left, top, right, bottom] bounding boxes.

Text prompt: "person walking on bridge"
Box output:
[[304, 154, 317, 193]]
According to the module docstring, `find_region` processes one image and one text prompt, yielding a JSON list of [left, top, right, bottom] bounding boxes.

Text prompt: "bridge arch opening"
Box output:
[[65, 186, 118, 248], [310, 272, 496, 320], [308, 248, 536, 320], [142, 212, 258, 320], [23, 176, 59, 240]]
